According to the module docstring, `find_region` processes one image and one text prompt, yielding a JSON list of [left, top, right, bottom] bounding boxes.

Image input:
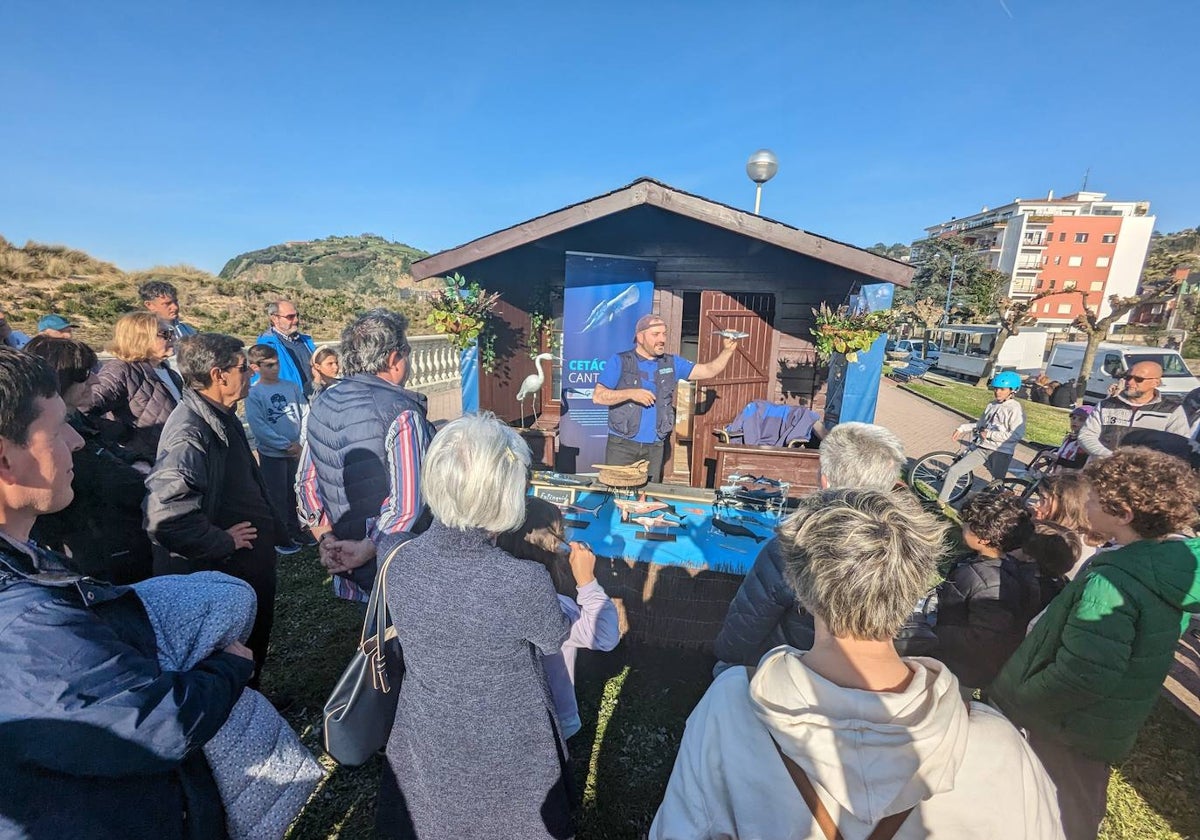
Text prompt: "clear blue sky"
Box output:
[[2, 1, 1195, 273]]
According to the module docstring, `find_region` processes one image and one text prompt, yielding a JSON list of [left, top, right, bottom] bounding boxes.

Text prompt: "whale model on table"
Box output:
[[631, 514, 683, 534]]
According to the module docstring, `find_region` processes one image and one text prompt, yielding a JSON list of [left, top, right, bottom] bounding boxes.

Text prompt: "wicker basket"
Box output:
[[591, 459, 649, 488]]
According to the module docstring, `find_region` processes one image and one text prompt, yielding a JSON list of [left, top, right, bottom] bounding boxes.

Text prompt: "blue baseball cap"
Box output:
[[38, 314, 76, 332]]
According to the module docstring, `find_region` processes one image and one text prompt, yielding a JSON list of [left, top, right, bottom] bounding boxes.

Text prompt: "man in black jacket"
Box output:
[[146, 333, 286, 685], [712, 422, 908, 671], [1077, 360, 1190, 457], [0, 347, 253, 839]]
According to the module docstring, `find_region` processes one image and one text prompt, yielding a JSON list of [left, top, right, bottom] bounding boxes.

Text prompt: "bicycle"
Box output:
[[908, 442, 1057, 505]]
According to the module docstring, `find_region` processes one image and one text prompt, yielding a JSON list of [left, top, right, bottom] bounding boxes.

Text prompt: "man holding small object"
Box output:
[[593, 313, 739, 483]]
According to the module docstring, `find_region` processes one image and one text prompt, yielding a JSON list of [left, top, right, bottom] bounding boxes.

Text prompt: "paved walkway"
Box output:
[[874, 378, 1200, 727], [875, 377, 1040, 467]]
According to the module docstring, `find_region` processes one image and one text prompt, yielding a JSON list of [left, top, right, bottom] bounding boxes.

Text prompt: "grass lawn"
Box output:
[[270, 548, 1200, 839], [902, 378, 1071, 448]]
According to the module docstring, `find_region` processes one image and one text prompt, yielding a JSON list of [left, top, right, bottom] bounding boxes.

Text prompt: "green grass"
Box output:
[[902, 379, 1071, 447], [270, 547, 1200, 839]]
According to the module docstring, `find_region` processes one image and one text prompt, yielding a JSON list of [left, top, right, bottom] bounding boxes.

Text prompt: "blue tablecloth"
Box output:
[[542, 489, 778, 576]]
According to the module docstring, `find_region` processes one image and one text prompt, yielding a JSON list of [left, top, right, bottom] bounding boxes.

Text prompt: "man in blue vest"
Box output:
[[256, 299, 317, 397], [594, 313, 739, 482]]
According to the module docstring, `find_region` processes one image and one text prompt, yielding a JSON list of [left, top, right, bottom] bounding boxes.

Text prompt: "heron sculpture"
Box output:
[[517, 353, 554, 428]]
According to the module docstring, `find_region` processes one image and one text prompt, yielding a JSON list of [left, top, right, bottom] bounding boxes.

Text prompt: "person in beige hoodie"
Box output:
[[652, 489, 1064, 840]]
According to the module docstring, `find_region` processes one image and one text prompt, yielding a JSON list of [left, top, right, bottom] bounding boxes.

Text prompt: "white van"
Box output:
[[1045, 342, 1200, 404]]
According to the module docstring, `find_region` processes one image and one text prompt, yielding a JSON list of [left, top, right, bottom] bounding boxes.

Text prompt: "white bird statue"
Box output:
[[517, 353, 554, 428]]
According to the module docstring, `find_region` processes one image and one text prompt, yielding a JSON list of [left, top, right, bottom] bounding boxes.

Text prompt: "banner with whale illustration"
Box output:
[[557, 252, 656, 472]]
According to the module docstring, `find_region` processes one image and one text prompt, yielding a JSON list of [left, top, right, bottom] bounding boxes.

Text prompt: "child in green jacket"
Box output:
[[990, 447, 1200, 840]]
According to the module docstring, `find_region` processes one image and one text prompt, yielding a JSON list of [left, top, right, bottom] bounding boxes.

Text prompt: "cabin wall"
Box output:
[[436, 205, 874, 424]]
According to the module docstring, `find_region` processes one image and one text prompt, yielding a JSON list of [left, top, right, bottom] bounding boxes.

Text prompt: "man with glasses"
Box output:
[[1078, 360, 1190, 458], [146, 333, 287, 687], [257, 299, 316, 397]]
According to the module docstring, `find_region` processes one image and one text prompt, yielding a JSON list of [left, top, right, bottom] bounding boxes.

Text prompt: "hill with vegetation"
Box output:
[[0, 235, 431, 347], [218, 234, 428, 295]]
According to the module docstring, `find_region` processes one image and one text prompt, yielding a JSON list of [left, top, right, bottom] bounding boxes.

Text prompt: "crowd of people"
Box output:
[[1, 292, 1199, 840]]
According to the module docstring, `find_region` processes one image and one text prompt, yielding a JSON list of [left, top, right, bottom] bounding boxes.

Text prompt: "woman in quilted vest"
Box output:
[[87, 310, 182, 463]]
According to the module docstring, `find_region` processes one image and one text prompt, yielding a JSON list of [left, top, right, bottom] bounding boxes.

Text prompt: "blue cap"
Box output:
[[38, 314, 76, 332]]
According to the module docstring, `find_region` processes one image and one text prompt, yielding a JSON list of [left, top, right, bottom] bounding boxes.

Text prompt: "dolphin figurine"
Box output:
[[711, 517, 767, 542], [581, 284, 640, 333], [613, 498, 670, 520], [712, 330, 750, 340], [632, 514, 682, 532]]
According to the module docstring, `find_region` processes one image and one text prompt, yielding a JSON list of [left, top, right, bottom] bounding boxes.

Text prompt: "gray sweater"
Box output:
[[957, 398, 1025, 455], [378, 522, 573, 839], [245, 380, 305, 458]]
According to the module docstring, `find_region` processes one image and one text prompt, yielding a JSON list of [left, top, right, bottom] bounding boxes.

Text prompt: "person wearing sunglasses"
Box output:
[[1077, 360, 1190, 458], [146, 333, 288, 688], [86, 311, 183, 464], [256, 299, 317, 398]]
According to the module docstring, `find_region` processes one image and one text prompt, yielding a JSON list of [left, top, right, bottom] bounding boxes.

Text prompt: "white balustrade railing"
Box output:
[[406, 334, 461, 391]]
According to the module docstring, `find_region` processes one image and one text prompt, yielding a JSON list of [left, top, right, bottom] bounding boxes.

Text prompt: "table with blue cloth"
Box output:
[[527, 479, 788, 649]]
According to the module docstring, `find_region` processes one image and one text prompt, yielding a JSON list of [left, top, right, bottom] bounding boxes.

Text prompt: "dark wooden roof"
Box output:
[[410, 178, 913, 287]]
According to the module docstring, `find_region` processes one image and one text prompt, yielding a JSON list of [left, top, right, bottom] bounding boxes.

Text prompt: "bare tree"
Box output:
[[973, 290, 1062, 386], [1064, 273, 1185, 394], [896, 297, 944, 358]]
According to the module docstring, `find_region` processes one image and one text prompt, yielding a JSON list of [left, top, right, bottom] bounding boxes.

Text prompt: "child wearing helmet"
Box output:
[[1052, 406, 1093, 471], [937, 370, 1027, 504]]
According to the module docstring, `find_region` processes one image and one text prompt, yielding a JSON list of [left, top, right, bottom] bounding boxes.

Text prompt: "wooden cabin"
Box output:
[[411, 178, 912, 488]]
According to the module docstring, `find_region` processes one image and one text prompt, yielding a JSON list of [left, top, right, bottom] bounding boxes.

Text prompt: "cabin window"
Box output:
[[680, 292, 702, 363]]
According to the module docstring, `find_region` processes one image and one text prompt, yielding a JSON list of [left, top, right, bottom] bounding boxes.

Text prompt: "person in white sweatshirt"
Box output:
[[651, 489, 1064, 840], [937, 370, 1027, 504]]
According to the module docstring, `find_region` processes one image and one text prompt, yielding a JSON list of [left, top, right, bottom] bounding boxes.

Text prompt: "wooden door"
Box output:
[[688, 291, 775, 487]]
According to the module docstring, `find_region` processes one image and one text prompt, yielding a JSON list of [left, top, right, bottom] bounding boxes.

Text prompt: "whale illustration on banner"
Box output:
[[580, 284, 640, 333]]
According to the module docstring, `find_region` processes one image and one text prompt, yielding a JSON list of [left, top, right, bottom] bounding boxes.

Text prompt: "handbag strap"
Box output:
[[747, 667, 916, 840], [769, 739, 914, 840], [359, 539, 410, 648]]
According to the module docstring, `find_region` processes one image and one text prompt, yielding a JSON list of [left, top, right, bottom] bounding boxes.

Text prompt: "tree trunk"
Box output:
[[974, 324, 1015, 387], [1075, 331, 1105, 401]]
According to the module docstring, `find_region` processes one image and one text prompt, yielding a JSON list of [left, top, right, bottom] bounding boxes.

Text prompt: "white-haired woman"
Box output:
[[652, 490, 1065, 840], [376, 413, 572, 840]]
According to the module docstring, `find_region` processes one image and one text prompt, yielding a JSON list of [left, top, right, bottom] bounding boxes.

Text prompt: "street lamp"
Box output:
[[941, 253, 958, 326], [745, 149, 779, 215]]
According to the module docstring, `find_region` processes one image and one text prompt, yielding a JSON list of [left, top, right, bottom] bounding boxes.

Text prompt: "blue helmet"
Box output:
[[989, 371, 1022, 390]]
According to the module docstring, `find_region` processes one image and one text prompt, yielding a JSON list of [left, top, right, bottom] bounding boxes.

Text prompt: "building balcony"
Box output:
[[1010, 278, 1039, 294]]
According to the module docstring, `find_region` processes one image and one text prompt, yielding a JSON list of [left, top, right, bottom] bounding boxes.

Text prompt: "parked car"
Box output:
[[885, 339, 940, 362]]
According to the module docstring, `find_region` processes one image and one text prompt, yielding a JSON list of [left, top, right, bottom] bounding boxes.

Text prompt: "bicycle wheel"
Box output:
[[909, 451, 972, 504]]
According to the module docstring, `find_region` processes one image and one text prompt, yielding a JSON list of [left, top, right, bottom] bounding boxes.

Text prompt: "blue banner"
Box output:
[[558, 253, 655, 472], [459, 343, 479, 415], [835, 283, 894, 425]]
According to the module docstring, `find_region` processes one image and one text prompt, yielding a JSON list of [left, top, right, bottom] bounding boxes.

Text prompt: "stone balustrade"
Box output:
[[406, 334, 461, 392]]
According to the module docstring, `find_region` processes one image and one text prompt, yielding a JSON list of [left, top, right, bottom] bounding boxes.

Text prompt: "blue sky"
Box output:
[[2, 1, 1195, 273]]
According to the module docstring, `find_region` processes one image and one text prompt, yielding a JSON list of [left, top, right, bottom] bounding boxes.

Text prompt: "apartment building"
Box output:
[[919, 191, 1155, 325]]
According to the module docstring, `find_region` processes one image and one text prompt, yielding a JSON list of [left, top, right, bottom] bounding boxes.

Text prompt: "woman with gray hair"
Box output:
[[376, 412, 573, 840], [653, 490, 1065, 840]]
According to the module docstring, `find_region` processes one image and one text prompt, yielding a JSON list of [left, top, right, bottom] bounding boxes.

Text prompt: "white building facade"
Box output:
[[918, 192, 1155, 325]]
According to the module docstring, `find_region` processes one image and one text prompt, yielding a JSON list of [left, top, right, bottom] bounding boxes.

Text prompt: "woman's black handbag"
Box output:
[[322, 541, 407, 766]]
